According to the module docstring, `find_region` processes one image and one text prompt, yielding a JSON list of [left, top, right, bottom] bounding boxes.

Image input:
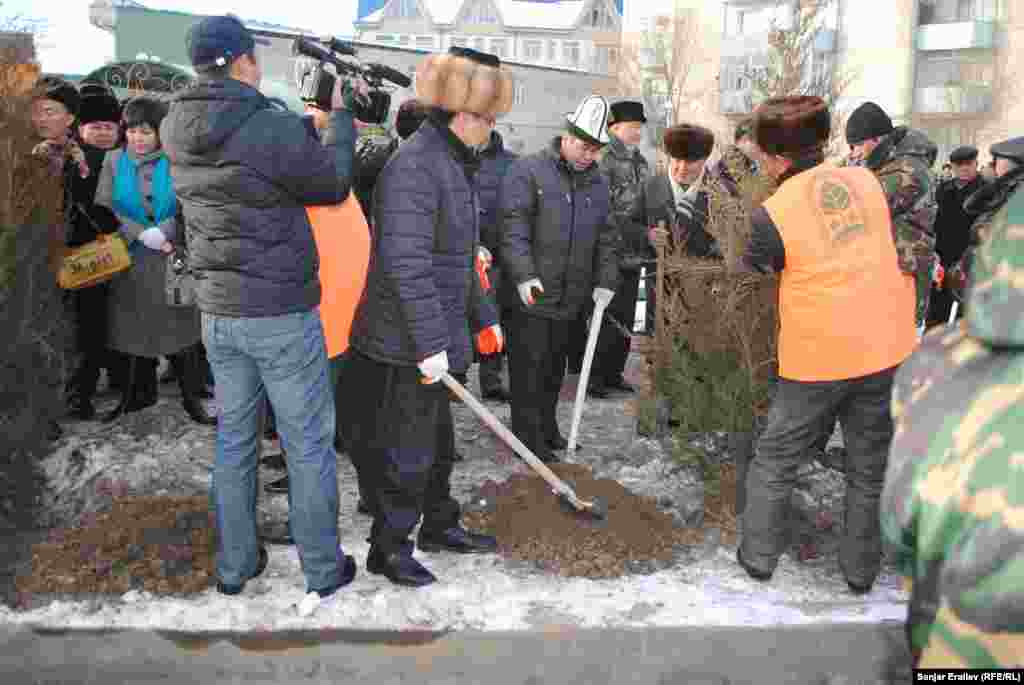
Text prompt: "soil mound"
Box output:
[[18, 495, 215, 596], [462, 463, 702, 579]]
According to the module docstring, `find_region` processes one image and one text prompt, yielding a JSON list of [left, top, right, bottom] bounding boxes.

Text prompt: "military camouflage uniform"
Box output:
[[860, 127, 939, 328], [580, 132, 649, 386], [948, 166, 1024, 302], [881, 182, 1024, 668]]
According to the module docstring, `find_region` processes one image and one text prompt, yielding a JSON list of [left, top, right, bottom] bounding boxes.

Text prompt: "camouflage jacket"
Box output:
[[881, 182, 1024, 668], [704, 145, 775, 267], [598, 132, 650, 270], [948, 166, 1024, 301], [862, 127, 939, 276]]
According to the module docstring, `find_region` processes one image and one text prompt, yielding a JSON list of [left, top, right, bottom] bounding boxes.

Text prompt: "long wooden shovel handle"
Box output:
[[569, 299, 609, 452], [440, 373, 576, 499]]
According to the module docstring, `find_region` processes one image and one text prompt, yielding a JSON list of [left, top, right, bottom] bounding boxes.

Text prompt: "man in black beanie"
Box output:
[[846, 101, 939, 334]]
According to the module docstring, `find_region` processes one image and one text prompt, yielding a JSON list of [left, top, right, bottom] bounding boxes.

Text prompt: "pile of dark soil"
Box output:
[[17, 496, 216, 596], [462, 463, 702, 579]]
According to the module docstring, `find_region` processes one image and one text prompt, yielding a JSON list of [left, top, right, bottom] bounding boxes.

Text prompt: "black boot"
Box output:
[[171, 349, 216, 426], [101, 355, 137, 423]]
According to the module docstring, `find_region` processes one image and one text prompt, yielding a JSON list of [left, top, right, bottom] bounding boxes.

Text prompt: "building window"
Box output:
[[547, 40, 557, 61], [463, 0, 500, 25], [473, 36, 486, 51], [563, 41, 580, 67], [398, 35, 410, 45], [724, 3, 786, 37], [523, 40, 542, 61], [594, 46, 611, 74], [490, 39, 508, 58], [589, 0, 616, 28], [374, 34, 396, 43], [415, 36, 435, 49], [450, 36, 468, 47], [384, 0, 422, 20]]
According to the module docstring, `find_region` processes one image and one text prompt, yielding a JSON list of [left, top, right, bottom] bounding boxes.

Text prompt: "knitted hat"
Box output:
[[663, 124, 715, 161], [609, 100, 646, 125], [949, 145, 979, 164], [845, 101, 893, 146], [566, 95, 611, 146], [414, 47, 513, 118], [754, 96, 831, 159], [32, 76, 80, 116]]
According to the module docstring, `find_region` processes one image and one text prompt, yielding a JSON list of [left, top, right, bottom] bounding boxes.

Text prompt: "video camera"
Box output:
[[293, 36, 411, 125]]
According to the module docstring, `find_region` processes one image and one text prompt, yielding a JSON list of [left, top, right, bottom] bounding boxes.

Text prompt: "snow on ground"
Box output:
[[1, 358, 909, 632]]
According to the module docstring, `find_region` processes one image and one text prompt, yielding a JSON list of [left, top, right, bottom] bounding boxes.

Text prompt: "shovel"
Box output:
[[440, 373, 608, 520], [568, 297, 611, 453]]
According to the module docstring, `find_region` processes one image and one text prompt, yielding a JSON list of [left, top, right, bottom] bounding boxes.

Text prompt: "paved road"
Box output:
[[0, 622, 912, 684]]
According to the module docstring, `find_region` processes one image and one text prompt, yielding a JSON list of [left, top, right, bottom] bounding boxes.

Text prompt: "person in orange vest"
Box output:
[[735, 96, 918, 594]]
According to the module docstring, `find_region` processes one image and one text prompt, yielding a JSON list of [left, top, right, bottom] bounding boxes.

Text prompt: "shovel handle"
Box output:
[[569, 299, 608, 452], [440, 373, 575, 498]]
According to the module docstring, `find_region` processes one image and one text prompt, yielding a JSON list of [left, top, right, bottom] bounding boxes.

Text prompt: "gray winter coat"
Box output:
[[348, 117, 498, 373], [498, 137, 620, 319], [160, 78, 356, 318], [96, 147, 200, 357]]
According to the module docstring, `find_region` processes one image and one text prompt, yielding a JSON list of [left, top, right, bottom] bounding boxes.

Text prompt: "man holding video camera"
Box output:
[[161, 14, 365, 600]]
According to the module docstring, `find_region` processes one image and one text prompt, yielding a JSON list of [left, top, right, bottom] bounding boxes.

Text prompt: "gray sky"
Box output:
[[4, 0, 359, 73]]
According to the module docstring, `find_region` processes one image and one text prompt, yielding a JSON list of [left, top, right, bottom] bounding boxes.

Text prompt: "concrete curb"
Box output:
[[0, 622, 912, 684]]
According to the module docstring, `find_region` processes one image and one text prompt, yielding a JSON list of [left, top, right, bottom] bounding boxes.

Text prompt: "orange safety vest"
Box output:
[[764, 164, 917, 381]]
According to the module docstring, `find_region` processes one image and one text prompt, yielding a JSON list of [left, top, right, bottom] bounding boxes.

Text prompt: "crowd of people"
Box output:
[[28, 13, 1021, 668]]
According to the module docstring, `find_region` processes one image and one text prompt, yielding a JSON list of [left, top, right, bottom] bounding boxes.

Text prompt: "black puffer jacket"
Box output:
[[349, 117, 497, 373], [477, 130, 517, 253], [160, 78, 356, 318], [499, 137, 620, 320]]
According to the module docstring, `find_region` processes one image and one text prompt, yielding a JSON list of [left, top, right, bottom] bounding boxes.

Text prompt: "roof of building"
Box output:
[[88, 0, 324, 38], [359, 0, 605, 30]]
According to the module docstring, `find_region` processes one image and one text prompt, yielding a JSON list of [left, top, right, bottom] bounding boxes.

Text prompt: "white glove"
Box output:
[[592, 287, 615, 308], [417, 350, 449, 384], [517, 278, 544, 306], [477, 245, 492, 267], [139, 227, 168, 251]]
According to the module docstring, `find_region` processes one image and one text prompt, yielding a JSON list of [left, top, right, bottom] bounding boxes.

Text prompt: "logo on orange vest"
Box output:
[[819, 180, 865, 245]]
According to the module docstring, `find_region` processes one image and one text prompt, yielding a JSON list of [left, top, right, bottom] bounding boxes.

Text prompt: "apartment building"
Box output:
[[353, 0, 625, 75], [624, 0, 1021, 163]]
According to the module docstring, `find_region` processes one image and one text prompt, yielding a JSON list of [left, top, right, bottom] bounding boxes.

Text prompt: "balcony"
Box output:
[[916, 21, 996, 51], [915, 84, 993, 115]]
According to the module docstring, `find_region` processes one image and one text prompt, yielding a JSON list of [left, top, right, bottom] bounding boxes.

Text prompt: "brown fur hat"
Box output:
[[415, 47, 514, 119], [754, 96, 830, 159], [663, 124, 715, 161]]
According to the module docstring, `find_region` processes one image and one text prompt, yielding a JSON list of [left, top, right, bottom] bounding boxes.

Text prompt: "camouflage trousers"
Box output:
[[740, 366, 897, 585], [914, 265, 933, 331]]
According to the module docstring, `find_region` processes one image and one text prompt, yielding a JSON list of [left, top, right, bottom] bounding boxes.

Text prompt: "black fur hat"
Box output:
[[32, 76, 80, 116], [79, 90, 122, 125]]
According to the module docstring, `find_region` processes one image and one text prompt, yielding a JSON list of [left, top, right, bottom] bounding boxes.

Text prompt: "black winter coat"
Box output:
[[160, 78, 356, 318], [66, 143, 119, 247], [933, 175, 988, 267], [349, 118, 498, 373], [499, 137, 620, 320]]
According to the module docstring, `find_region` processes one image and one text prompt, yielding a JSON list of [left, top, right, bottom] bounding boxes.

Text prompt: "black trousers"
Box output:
[[508, 309, 571, 458], [593, 269, 640, 384], [67, 283, 111, 400], [343, 351, 461, 552]]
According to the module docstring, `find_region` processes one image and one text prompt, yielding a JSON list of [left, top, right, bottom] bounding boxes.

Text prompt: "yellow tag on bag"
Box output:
[[57, 233, 132, 290]]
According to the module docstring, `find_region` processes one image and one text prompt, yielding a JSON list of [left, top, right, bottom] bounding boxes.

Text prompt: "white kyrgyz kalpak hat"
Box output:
[[565, 95, 610, 146]]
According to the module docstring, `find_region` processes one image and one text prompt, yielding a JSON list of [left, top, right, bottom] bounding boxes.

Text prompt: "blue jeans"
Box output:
[[202, 309, 344, 592]]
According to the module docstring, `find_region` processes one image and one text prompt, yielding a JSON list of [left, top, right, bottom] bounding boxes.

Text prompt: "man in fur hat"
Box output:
[[31, 76, 120, 422], [499, 95, 620, 463], [627, 123, 716, 335], [846, 101, 940, 334], [77, 83, 123, 152], [736, 96, 918, 595], [583, 100, 649, 398], [344, 46, 506, 587]]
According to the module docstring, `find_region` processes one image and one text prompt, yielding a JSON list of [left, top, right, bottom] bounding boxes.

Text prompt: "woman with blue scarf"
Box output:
[[95, 96, 214, 426]]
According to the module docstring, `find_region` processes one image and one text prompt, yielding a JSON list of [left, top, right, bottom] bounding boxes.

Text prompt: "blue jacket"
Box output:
[[349, 116, 497, 373], [161, 78, 356, 318]]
